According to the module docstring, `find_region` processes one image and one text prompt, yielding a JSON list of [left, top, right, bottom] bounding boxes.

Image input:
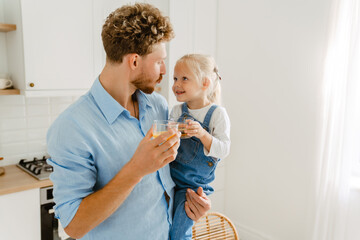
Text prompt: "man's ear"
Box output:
[[128, 54, 139, 70], [202, 77, 210, 90]]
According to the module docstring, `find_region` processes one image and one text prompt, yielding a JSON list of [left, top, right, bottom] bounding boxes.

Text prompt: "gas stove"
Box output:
[[17, 156, 53, 180]]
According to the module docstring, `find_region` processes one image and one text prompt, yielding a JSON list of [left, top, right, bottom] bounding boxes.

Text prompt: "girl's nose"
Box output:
[[173, 79, 180, 88]]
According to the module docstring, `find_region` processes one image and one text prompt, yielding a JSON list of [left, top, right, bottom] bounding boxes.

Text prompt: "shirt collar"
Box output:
[[90, 77, 153, 124], [136, 89, 152, 111]]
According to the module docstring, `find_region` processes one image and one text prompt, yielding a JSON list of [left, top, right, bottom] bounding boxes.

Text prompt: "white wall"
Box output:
[[346, 190, 360, 239], [217, 0, 332, 239], [167, 0, 218, 108]]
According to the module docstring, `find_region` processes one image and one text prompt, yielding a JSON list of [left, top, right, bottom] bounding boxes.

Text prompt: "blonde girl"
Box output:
[[169, 54, 231, 240]]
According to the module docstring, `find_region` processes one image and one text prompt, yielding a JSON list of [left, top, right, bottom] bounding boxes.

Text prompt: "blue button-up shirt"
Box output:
[[47, 78, 175, 240]]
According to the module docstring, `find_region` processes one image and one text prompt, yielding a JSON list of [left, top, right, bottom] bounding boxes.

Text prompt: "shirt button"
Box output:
[[207, 161, 213, 167]]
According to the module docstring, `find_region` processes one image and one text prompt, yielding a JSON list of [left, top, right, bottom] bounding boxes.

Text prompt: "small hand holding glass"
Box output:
[[174, 116, 193, 139], [184, 120, 206, 139]]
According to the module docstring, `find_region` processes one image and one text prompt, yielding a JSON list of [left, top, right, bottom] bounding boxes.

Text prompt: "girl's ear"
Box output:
[[202, 77, 210, 90]]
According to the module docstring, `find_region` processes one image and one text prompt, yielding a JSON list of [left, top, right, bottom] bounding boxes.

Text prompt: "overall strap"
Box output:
[[181, 103, 189, 114], [203, 105, 218, 127]]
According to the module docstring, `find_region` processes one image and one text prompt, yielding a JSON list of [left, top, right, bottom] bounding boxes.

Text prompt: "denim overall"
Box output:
[[169, 103, 219, 240]]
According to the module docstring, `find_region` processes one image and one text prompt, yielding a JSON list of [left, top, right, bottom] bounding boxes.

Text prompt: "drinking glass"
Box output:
[[176, 116, 194, 139], [153, 120, 179, 138]]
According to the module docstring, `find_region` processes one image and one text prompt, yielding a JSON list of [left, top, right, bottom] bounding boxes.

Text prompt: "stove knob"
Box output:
[[34, 167, 42, 175], [45, 166, 53, 172]]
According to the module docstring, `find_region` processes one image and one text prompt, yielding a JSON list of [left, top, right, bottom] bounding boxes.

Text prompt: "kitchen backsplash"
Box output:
[[0, 95, 79, 166]]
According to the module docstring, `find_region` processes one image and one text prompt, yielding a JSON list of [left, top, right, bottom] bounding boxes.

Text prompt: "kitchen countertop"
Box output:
[[0, 164, 52, 196]]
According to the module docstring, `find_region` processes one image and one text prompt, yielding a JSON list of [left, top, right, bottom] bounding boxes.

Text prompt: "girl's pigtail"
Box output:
[[208, 66, 222, 105]]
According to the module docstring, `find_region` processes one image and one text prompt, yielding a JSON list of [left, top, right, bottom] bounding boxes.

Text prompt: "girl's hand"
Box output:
[[185, 120, 206, 138]]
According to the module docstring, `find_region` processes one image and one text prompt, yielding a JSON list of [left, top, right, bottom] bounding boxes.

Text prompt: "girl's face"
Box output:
[[172, 62, 207, 106]]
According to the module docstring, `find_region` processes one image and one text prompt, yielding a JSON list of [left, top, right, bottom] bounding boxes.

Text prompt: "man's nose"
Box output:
[[161, 61, 166, 75]]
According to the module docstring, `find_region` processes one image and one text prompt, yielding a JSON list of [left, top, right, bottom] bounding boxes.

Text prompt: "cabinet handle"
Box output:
[[29, 82, 35, 87]]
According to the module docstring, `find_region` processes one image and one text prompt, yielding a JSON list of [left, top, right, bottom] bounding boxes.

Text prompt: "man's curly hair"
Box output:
[[101, 3, 174, 63]]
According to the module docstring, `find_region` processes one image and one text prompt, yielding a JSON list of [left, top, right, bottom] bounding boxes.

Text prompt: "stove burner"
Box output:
[[17, 156, 52, 180]]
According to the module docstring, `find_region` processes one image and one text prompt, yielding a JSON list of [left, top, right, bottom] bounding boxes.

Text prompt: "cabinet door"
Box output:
[[0, 189, 41, 240], [21, 0, 95, 90]]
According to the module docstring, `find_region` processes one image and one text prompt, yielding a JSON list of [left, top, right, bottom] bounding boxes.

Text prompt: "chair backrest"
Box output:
[[192, 212, 239, 240]]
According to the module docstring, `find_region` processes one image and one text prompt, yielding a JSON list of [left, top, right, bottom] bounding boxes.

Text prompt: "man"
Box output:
[[47, 3, 211, 240]]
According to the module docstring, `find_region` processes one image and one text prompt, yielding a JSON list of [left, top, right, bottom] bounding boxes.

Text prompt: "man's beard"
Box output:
[[132, 72, 163, 94]]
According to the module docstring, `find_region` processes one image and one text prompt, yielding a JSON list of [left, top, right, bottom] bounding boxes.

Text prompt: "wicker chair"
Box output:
[[192, 212, 239, 240]]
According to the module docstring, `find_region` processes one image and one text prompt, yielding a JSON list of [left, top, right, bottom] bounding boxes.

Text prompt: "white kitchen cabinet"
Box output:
[[3, 0, 171, 97], [4, 0, 100, 97], [0, 188, 41, 240]]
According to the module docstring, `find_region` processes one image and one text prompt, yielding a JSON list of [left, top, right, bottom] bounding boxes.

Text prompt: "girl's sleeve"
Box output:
[[169, 108, 175, 120], [204, 107, 231, 160]]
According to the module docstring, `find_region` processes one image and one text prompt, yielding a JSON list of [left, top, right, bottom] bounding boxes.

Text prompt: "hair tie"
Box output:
[[214, 68, 222, 80]]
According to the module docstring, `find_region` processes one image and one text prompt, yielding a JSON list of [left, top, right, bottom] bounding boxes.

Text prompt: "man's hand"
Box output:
[[130, 126, 181, 178], [184, 187, 211, 221]]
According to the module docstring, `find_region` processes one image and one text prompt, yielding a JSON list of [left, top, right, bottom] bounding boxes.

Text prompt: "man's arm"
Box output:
[[65, 128, 181, 239]]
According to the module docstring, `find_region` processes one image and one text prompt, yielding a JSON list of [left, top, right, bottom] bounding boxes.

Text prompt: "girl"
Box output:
[[169, 54, 231, 240]]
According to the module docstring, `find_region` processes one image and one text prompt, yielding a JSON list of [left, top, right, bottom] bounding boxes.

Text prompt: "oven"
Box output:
[[40, 186, 61, 240], [40, 187, 75, 240]]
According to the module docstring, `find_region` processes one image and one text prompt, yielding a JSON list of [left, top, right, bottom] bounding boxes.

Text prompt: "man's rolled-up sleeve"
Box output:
[[47, 118, 97, 228]]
